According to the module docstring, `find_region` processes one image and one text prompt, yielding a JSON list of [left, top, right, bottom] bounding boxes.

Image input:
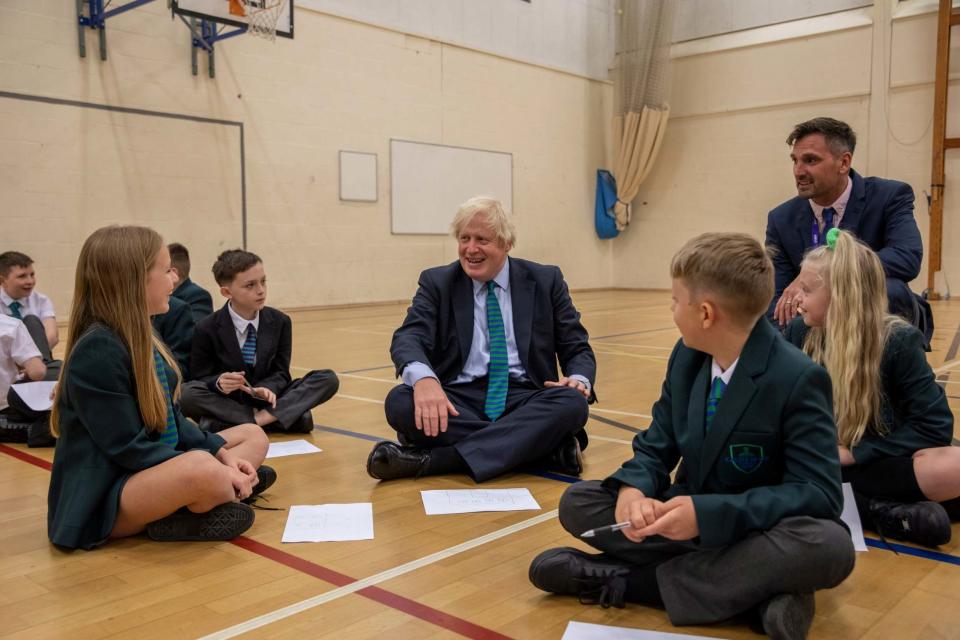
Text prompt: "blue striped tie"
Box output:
[[152, 348, 180, 447], [8, 301, 22, 319], [241, 323, 257, 365], [484, 281, 509, 421], [823, 207, 836, 232], [705, 377, 726, 431]]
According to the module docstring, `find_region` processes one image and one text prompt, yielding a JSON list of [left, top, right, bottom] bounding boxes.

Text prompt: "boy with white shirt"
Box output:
[[179, 249, 338, 433], [0, 314, 52, 445], [0, 252, 58, 366]]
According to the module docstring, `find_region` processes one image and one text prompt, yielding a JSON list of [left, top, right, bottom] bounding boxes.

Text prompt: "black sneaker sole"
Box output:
[[147, 502, 255, 542]]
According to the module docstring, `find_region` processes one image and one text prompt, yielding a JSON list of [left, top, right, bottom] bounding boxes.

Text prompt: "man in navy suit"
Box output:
[[366, 196, 596, 483], [765, 117, 925, 331]]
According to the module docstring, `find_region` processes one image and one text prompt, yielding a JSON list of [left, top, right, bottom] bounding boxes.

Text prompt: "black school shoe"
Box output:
[[529, 547, 629, 609], [146, 501, 255, 542], [868, 497, 952, 548], [243, 465, 278, 503], [759, 592, 815, 640], [543, 435, 583, 476]]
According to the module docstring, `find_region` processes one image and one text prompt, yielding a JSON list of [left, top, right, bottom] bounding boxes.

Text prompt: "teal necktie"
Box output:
[[8, 301, 22, 319], [705, 377, 726, 431], [152, 348, 180, 447], [484, 281, 509, 421]]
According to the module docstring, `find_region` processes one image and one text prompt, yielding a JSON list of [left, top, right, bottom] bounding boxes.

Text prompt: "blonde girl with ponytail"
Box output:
[[48, 226, 273, 550], [789, 229, 960, 547]]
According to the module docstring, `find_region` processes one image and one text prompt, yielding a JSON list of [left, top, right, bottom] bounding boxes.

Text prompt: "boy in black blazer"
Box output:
[[180, 250, 338, 433], [530, 233, 855, 640]]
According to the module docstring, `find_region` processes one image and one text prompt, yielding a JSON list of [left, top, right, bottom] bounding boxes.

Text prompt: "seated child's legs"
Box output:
[[913, 446, 960, 503], [217, 423, 269, 469], [179, 380, 255, 426], [110, 450, 241, 538], [655, 516, 854, 627]]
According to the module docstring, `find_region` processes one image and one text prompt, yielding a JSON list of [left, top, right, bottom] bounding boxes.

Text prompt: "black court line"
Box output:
[[593, 327, 677, 340], [341, 364, 395, 374], [0, 90, 248, 248], [315, 424, 387, 443], [588, 413, 641, 433]]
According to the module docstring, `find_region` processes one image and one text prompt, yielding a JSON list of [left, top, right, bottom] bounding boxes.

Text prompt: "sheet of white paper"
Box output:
[[265, 439, 322, 459], [10, 381, 57, 412], [420, 488, 541, 515], [281, 503, 374, 542], [562, 621, 724, 640], [840, 482, 868, 552]]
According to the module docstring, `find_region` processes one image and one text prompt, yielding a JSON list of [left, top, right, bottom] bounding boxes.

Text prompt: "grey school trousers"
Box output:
[[560, 480, 856, 626], [180, 369, 339, 431]]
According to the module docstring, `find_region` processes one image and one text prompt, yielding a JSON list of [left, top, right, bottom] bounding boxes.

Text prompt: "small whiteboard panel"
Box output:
[[390, 139, 513, 235], [339, 151, 378, 202]]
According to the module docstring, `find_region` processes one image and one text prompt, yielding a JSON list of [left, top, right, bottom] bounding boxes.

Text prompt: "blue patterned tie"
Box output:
[[823, 207, 836, 232], [705, 377, 726, 431], [241, 323, 257, 365], [8, 301, 22, 319], [484, 281, 509, 421], [152, 348, 180, 447]]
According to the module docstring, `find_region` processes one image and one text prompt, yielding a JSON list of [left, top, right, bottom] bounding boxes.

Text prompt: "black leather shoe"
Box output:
[[290, 411, 315, 434], [197, 416, 229, 433], [366, 441, 431, 480], [147, 502, 255, 542], [243, 465, 277, 503], [760, 592, 815, 640], [529, 547, 629, 609], [869, 497, 952, 547], [545, 436, 583, 476]]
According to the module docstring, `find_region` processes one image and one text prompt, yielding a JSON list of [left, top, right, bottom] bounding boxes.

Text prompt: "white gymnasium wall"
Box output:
[[0, 0, 613, 314], [612, 3, 960, 295]]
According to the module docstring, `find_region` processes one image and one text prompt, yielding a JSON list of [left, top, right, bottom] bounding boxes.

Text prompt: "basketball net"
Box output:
[[240, 0, 284, 41]]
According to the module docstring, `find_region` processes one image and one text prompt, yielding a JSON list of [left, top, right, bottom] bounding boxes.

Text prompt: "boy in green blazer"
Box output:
[[530, 233, 855, 640]]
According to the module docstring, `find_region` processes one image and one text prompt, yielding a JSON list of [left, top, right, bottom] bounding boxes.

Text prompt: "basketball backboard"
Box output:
[[171, 0, 294, 39]]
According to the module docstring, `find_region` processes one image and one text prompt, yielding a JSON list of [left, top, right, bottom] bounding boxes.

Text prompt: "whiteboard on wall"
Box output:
[[390, 139, 513, 235]]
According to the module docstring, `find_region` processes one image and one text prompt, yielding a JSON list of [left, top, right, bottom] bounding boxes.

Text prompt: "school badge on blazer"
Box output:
[[727, 444, 765, 473]]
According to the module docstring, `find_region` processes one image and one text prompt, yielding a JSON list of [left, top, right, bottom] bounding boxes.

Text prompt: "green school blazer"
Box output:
[[47, 324, 225, 550], [608, 318, 843, 548], [786, 317, 953, 464]]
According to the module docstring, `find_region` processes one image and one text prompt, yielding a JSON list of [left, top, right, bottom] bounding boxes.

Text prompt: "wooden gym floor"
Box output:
[[2, 289, 959, 639]]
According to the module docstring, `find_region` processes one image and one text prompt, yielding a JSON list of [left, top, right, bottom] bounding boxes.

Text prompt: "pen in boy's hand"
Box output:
[[580, 521, 632, 538]]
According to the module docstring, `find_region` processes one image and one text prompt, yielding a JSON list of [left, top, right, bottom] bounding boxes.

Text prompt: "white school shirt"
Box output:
[[0, 315, 42, 410]]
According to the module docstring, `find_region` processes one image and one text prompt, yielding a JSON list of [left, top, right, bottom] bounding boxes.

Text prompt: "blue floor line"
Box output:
[[312, 422, 960, 567]]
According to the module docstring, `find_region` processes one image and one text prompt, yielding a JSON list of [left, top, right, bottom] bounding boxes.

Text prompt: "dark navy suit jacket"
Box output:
[[765, 169, 922, 318], [390, 257, 596, 401]]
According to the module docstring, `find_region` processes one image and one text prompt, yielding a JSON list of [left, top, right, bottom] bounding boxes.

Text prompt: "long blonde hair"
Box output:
[[52, 226, 180, 435], [801, 231, 906, 447]]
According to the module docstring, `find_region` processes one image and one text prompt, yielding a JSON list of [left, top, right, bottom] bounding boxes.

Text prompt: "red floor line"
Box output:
[[234, 536, 512, 640], [0, 445, 514, 640]]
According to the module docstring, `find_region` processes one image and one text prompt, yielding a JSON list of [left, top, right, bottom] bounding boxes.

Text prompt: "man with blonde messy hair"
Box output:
[[367, 196, 597, 482]]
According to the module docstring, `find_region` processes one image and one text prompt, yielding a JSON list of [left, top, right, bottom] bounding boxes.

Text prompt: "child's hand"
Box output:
[[216, 448, 258, 498], [217, 372, 251, 394], [837, 445, 856, 466], [251, 387, 277, 408], [615, 486, 664, 543], [634, 496, 699, 541]]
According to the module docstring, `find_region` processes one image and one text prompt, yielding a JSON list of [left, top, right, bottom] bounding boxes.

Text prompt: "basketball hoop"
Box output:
[[241, 0, 285, 41]]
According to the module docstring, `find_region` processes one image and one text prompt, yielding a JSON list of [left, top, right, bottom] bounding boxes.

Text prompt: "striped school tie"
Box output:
[[705, 377, 726, 431], [8, 301, 22, 319], [152, 348, 180, 447], [241, 323, 257, 365], [484, 281, 509, 421]]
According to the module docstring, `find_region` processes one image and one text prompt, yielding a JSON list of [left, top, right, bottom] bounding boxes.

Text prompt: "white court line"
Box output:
[[934, 360, 960, 374], [339, 373, 396, 384], [590, 434, 634, 445], [333, 327, 395, 336], [198, 509, 559, 640], [591, 342, 673, 350], [333, 393, 385, 405], [591, 407, 652, 419], [592, 348, 669, 362]]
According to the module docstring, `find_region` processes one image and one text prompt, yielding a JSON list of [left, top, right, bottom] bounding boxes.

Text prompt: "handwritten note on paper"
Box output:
[[281, 503, 374, 543], [266, 439, 323, 459], [841, 482, 869, 552], [420, 488, 541, 515], [562, 621, 724, 640], [10, 381, 57, 412]]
